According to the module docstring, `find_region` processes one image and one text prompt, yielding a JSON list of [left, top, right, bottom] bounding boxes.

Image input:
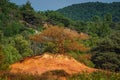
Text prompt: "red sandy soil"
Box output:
[[10, 53, 97, 75]]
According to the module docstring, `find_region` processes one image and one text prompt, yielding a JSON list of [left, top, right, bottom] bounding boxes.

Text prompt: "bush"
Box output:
[[91, 31, 120, 72], [0, 72, 41, 80], [67, 71, 120, 80], [69, 51, 94, 68], [3, 21, 24, 36], [91, 52, 120, 72], [3, 45, 22, 64], [93, 31, 120, 53], [0, 70, 69, 80]]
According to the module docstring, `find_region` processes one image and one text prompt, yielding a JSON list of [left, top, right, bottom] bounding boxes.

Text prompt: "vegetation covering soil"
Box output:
[[57, 2, 120, 21], [0, 0, 120, 80]]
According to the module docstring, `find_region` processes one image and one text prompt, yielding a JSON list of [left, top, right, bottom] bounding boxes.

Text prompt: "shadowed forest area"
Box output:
[[0, 0, 120, 80]]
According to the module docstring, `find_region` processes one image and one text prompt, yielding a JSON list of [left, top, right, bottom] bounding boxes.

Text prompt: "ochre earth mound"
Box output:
[[10, 53, 96, 75]]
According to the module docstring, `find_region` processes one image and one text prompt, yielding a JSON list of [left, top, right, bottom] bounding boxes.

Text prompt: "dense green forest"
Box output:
[[57, 2, 120, 21], [0, 0, 120, 80]]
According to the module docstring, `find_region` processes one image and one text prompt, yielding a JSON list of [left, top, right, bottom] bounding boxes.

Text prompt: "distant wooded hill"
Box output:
[[57, 2, 120, 21]]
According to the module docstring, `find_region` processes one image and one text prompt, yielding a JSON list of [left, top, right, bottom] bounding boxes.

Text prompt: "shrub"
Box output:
[[0, 70, 69, 80], [67, 71, 120, 80], [91, 52, 120, 72], [91, 31, 120, 72], [3, 45, 22, 64], [69, 51, 94, 67]]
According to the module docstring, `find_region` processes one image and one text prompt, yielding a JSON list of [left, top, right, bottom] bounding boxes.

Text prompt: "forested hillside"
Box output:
[[0, 0, 120, 80], [57, 2, 120, 21]]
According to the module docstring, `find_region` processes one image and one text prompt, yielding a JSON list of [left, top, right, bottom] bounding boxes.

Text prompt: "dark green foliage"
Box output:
[[40, 70, 69, 80], [0, 0, 19, 18], [0, 0, 37, 68], [44, 11, 72, 27], [0, 72, 41, 80], [0, 70, 69, 80], [20, 1, 35, 25], [91, 31, 120, 72], [0, 15, 25, 36], [97, 22, 111, 37], [104, 13, 112, 23], [71, 14, 112, 38], [57, 2, 120, 21], [20, 1, 46, 28], [69, 52, 95, 68], [92, 16, 101, 22], [3, 21, 24, 36], [0, 71, 120, 80], [0, 0, 10, 14], [92, 52, 120, 71], [93, 31, 120, 53], [72, 21, 88, 33], [67, 71, 120, 80]]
